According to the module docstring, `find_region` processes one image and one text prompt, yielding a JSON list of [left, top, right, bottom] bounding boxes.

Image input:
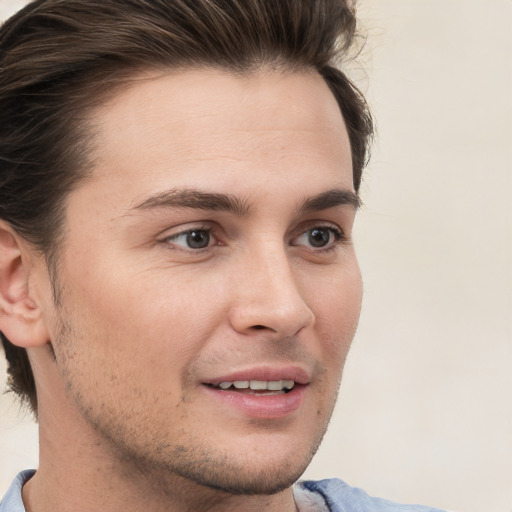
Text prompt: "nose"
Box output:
[[228, 247, 315, 338]]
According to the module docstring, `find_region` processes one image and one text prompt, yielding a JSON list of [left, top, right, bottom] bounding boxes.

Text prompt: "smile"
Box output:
[[211, 380, 295, 394]]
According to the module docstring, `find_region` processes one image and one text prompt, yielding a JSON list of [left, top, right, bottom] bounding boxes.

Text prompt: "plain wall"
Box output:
[[1, 1, 511, 511]]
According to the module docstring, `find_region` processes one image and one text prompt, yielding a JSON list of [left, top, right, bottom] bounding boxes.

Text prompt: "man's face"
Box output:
[[36, 68, 362, 494]]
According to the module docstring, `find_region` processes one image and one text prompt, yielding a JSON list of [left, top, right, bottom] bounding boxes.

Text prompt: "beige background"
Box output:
[[1, 1, 511, 511]]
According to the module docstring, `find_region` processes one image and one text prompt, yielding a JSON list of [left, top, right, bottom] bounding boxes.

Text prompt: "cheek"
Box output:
[[308, 261, 363, 362], [61, 266, 223, 385]]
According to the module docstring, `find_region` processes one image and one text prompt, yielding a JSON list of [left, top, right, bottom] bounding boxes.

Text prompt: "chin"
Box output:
[[170, 451, 311, 496], [121, 434, 320, 498], [166, 426, 325, 495]]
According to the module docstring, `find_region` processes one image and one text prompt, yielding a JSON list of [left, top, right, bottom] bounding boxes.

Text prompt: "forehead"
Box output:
[[84, 68, 353, 206]]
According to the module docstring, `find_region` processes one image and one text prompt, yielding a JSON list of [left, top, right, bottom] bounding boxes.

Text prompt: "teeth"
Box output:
[[250, 380, 267, 390], [215, 380, 296, 391], [283, 380, 295, 390], [267, 380, 283, 390]]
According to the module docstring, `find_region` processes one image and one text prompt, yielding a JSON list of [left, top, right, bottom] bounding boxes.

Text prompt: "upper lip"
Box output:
[[203, 365, 311, 386]]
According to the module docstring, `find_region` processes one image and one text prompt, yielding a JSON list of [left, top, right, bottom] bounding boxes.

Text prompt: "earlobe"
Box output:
[[0, 221, 50, 348]]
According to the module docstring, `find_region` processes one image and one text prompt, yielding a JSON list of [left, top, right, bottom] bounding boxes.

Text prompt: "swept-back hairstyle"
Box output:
[[0, 0, 373, 415]]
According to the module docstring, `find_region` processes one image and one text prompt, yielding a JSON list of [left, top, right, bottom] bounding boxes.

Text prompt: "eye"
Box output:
[[164, 228, 212, 249], [293, 226, 342, 250]]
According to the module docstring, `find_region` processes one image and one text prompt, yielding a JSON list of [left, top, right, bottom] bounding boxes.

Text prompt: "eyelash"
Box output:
[[161, 224, 346, 254], [162, 225, 220, 252], [292, 225, 345, 253]]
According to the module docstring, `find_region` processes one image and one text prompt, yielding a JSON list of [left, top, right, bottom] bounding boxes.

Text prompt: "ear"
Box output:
[[0, 221, 50, 348]]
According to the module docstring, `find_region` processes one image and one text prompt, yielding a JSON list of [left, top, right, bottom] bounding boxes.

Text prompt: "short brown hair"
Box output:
[[0, 0, 373, 415]]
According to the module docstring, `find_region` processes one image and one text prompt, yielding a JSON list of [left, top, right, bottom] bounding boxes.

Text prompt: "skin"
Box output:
[[3, 68, 362, 512]]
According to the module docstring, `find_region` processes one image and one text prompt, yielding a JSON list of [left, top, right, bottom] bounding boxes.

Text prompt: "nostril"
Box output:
[[249, 324, 279, 334]]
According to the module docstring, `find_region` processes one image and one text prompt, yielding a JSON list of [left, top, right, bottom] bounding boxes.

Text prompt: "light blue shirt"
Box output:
[[0, 470, 448, 512], [297, 479, 448, 512], [0, 471, 34, 512]]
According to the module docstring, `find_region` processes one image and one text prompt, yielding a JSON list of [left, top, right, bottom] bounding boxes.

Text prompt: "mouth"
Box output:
[[206, 379, 296, 395], [201, 367, 310, 418]]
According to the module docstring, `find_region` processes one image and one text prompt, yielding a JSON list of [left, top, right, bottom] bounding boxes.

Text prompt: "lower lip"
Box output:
[[202, 384, 307, 419]]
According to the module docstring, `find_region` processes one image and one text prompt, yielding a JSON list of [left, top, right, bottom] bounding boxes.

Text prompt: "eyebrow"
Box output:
[[130, 188, 251, 216], [299, 188, 361, 212], [129, 186, 360, 217]]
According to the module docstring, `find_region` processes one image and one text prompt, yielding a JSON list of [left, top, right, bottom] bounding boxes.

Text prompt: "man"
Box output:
[[0, 1, 447, 511]]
